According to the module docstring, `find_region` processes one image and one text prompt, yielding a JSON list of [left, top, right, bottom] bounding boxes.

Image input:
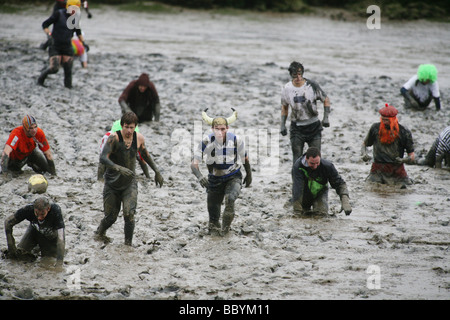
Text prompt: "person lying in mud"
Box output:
[[191, 108, 252, 235], [417, 125, 450, 168], [4, 197, 65, 266], [97, 119, 150, 181], [280, 61, 331, 164], [1, 115, 56, 177], [95, 112, 164, 246], [118, 73, 161, 122], [38, 0, 89, 89], [292, 147, 351, 216], [361, 103, 415, 185], [400, 64, 441, 111]]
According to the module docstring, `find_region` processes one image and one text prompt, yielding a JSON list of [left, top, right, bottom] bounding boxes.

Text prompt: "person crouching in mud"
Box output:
[[95, 112, 164, 246], [191, 108, 252, 236], [361, 103, 415, 185], [292, 147, 352, 216]]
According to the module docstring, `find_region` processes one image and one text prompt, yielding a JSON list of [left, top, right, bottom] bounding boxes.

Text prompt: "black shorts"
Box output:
[[49, 43, 74, 57]]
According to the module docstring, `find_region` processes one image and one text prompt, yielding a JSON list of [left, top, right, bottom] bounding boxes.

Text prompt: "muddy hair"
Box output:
[[288, 61, 304, 77], [34, 197, 50, 210], [305, 147, 321, 159], [120, 111, 139, 127]]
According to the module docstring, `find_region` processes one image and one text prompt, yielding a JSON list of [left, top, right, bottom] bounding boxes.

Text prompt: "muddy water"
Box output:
[[0, 5, 449, 301]]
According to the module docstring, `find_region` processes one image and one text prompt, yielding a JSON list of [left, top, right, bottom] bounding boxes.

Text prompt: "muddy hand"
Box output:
[[115, 165, 134, 177], [155, 171, 164, 187], [340, 195, 352, 215]]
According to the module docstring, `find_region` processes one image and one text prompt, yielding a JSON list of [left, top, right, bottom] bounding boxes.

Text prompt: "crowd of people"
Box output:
[[0, 1, 447, 266]]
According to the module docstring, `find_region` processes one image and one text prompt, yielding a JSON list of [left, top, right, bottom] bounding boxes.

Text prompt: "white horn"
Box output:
[[201, 108, 214, 125], [226, 108, 237, 125]]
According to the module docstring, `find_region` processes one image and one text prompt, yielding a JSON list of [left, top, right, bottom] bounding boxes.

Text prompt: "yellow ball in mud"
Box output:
[[28, 174, 48, 194]]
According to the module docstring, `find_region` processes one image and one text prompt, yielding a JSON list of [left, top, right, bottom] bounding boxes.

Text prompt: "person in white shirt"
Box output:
[[280, 61, 331, 164], [400, 64, 441, 111]]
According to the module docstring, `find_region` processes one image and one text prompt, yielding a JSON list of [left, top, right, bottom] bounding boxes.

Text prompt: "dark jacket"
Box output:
[[292, 155, 348, 203]]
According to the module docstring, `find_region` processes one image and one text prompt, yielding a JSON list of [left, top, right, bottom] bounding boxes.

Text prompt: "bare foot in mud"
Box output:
[[93, 232, 112, 244]]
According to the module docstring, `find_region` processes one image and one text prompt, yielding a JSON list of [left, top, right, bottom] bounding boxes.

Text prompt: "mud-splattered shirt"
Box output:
[[281, 79, 328, 125], [5, 126, 50, 161], [403, 75, 440, 103], [13, 203, 64, 241], [194, 132, 246, 177], [104, 131, 137, 190], [364, 122, 415, 164], [436, 126, 450, 159]]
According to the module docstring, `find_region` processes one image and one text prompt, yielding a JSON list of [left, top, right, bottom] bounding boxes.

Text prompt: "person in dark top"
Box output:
[[4, 197, 65, 265], [95, 112, 164, 246], [361, 103, 415, 185], [292, 147, 352, 216], [38, 0, 88, 88], [118, 73, 161, 122]]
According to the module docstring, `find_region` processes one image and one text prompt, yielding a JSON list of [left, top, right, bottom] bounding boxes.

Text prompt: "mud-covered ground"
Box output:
[[0, 5, 449, 302]]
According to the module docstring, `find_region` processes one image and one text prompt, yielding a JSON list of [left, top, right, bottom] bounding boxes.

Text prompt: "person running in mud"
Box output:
[[280, 61, 331, 164], [95, 112, 164, 246], [191, 108, 252, 236], [118, 73, 161, 122], [97, 119, 149, 181], [1, 115, 56, 177], [292, 147, 352, 216], [400, 64, 441, 111], [417, 126, 450, 168], [38, 0, 89, 89], [4, 197, 65, 266], [361, 103, 415, 185]]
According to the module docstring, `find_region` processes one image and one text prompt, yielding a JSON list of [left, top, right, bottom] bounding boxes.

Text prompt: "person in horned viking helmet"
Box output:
[[191, 108, 252, 235]]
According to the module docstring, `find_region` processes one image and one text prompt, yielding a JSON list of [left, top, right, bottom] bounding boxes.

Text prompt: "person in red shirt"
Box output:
[[1, 115, 56, 177]]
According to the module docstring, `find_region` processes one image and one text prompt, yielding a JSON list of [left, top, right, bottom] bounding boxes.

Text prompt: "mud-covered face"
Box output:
[[306, 155, 321, 170], [34, 206, 51, 222], [24, 123, 38, 138], [122, 123, 136, 139], [291, 71, 304, 86]]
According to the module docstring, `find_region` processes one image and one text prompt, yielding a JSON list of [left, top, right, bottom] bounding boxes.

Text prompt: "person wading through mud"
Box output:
[[400, 64, 441, 111], [292, 147, 352, 216], [38, 0, 89, 89], [361, 103, 415, 185], [4, 197, 65, 267], [280, 61, 331, 164], [1, 115, 56, 177], [95, 112, 164, 246], [417, 125, 450, 168], [191, 108, 252, 236], [118, 73, 161, 122]]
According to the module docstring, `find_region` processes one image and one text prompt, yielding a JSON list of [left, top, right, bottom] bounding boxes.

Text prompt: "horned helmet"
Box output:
[[202, 108, 237, 127]]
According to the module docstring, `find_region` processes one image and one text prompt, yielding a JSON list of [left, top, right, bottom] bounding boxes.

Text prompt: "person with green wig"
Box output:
[[400, 64, 441, 111], [97, 119, 150, 180]]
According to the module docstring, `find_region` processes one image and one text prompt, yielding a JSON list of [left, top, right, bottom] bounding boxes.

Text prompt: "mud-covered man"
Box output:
[[418, 125, 450, 168], [191, 109, 252, 235], [280, 61, 331, 163], [292, 147, 351, 216], [95, 111, 164, 246], [4, 197, 65, 266], [118, 73, 161, 122], [1, 115, 56, 177], [361, 103, 415, 185]]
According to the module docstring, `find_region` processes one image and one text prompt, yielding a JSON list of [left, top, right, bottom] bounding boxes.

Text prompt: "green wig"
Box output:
[[111, 119, 140, 132], [417, 64, 438, 83]]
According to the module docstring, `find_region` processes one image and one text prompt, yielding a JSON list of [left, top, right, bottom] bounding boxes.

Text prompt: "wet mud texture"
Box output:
[[0, 6, 449, 300]]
